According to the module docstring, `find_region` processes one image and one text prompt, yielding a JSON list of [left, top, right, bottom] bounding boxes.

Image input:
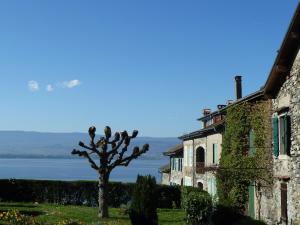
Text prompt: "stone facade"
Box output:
[[182, 133, 221, 197], [260, 50, 300, 225], [170, 169, 183, 185], [161, 172, 170, 185]]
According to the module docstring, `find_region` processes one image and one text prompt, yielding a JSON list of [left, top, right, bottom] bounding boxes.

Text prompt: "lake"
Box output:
[[0, 158, 167, 183]]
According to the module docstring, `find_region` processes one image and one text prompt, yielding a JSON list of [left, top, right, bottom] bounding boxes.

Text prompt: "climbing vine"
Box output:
[[216, 101, 273, 213]]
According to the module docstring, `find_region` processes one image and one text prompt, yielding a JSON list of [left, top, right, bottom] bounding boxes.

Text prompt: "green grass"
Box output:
[[0, 202, 186, 225]]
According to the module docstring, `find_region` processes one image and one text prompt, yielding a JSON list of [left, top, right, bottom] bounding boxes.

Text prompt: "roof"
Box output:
[[159, 164, 170, 173], [180, 90, 264, 141], [197, 89, 264, 122], [264, 3, 300, 97], [179, 119, 224, 141], [163, 144, 183, 156], [220, 89, 265, 112], [197, 108, 224, 121]]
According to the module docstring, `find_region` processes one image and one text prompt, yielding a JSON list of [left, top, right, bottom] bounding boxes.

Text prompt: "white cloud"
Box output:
[[28, 80, 39, 92], [46, 84, 54, 92], [61, 79, 81, 88]]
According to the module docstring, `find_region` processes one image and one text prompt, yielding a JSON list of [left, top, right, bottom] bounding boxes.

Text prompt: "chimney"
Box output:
[[235, 75, 242, 100], [217, 105, 226, 110], [203, 109, 211, 116], [227, 100, 233, 105]]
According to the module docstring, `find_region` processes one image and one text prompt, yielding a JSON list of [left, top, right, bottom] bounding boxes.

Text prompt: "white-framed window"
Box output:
[[171, 157, 183, 172], [273, 113, 291, 157], [207, 177, 217, 197], [184, 176, 192, 186], [213, 143, 218, 165]]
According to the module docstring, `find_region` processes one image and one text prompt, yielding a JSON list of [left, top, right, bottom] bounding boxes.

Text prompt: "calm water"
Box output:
[[0, 158, 166, 183]]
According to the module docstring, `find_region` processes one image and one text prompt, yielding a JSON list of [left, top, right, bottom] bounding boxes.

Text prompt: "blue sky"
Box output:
[[0, 0, 298, 137]]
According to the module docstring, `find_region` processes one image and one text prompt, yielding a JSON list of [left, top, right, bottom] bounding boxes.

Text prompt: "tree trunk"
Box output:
[[98, 173, 109, 218]]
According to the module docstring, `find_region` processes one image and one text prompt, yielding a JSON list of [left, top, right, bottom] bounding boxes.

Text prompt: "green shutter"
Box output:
[[213, 144, 218, 164], [284, 115, 291, 156], [273, 117, 279, 157], [248, 184, 255, 219], [249, 130, 256, 155], [213, 144, 216, 164]]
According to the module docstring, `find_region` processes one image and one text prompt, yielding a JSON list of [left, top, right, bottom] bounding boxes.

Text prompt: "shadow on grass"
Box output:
[[0, 204, 37, 208], [159, 218, 186, 224], [0, 209, 44, 217], [212, 206, 267, 225]]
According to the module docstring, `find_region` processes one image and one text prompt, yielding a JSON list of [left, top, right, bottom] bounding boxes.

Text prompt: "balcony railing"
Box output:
[[196, 162, 205, 174]]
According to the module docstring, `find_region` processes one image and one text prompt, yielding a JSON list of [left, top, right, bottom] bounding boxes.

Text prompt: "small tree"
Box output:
[[186, 191, 212, 225], [71, 126, 149, 218], [129, 175, 158, 225]]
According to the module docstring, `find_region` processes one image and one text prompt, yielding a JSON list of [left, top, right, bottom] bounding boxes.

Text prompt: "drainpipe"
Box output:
[[192, 139, 195, 187]]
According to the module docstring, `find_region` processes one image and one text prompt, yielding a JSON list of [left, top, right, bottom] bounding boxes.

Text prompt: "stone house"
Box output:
[[161, 144, 183, 186], [261, 3, 300, 225], [178, 106, 225, 197], [159, 164, 171, 185]]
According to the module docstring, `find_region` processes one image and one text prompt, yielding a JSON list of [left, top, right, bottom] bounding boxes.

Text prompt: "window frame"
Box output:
[[277, 112, 291, 157]]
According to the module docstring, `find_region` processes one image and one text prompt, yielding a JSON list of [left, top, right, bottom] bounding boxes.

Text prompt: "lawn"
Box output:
[[0, 202, 186, 225]]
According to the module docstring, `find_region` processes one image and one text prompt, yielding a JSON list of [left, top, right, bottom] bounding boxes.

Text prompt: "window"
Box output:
[[213, 144, 218, 164], [184, 176, 192, 186], [249, 129, 256, 155], [207, 178, 217, 197], [273, 114, 291, 157], [179, 158, 182, 171], [171, 158, 183, 172], [281, 183, 288, 222], [198, 182, 203, 190]]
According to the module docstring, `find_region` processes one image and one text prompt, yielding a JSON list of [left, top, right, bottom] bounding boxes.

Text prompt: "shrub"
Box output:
[[185, 191, 212, 225], [181, 186, 200, 210], [211, 205, 240, 225], [0, 179, 179, 209], [156, 185, 181, 208], [129, 175, 158, 225], [0, 210, 42, 225]]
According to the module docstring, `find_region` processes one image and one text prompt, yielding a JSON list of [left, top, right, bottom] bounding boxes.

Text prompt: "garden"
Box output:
[[0, 178, 266, 225]]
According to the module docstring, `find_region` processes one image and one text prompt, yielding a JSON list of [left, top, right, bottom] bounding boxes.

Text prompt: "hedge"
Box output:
[[0, 179, 181, 208]]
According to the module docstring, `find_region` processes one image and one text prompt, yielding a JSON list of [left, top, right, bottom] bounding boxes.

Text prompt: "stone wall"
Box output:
[[161, 172, 170, 185], [170, 170, 183, 185], [260, 49, 300, 225]]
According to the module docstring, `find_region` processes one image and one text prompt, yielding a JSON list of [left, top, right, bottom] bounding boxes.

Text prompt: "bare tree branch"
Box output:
[[79, 141, 101, 157], [72, 149, 99, 170], [109, 144, 149, 170], [71, 126, 149, 219]]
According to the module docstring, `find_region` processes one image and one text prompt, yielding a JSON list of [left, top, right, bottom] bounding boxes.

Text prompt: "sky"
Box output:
[[0, 0, 298, 137]]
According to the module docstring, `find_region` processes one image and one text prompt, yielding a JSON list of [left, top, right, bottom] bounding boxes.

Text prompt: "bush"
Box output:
[[185, 190, 212, 225], [211, 205, 267, 225], [156, 185, 181, 208], [0, 179, 179, 208], [129, 175, 158, 225], [0, 210, 42, 225], [211, 205, 240, 225], [181, 186, 201, 210]]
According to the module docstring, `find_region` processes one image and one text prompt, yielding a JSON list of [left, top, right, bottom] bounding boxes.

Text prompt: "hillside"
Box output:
[[0, 131, 180, 159]]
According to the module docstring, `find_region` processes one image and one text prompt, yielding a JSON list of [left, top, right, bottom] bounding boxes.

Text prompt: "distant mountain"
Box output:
[[0, 131, 180, 159]]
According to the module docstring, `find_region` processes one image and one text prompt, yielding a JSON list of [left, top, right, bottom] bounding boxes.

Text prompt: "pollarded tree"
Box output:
[[71, 126, 149, 218]]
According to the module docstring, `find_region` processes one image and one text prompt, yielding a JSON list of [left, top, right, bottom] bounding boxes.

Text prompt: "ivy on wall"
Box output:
[[216, 101, 273, 213]]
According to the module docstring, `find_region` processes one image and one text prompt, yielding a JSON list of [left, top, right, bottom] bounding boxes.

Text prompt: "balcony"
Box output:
[[196, 162, 205, 174]]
